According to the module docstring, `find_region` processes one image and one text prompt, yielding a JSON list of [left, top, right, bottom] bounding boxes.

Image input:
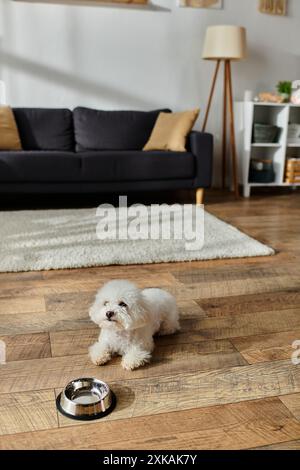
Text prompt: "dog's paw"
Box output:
[[158, 320, 180, 336], [121, 358, 144, 370], [89, 342, 111, 366], [122, 349, 151, 371]]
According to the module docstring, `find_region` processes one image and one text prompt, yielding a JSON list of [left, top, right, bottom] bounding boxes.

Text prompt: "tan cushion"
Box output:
[[143, 109, 200, 152], [0, 106, 22, 150]]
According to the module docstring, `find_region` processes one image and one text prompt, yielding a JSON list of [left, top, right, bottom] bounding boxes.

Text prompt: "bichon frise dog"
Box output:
[[89, 279, 180, 370]]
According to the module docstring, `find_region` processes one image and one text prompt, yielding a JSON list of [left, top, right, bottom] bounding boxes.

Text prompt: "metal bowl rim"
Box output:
[[62, 377, 110, 407]]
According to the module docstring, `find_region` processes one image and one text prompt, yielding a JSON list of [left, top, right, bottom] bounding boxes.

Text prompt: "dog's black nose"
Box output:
[[106, 311, 114, 320]]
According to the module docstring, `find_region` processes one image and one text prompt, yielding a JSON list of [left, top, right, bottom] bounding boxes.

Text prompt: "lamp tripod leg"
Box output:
[[226, 60, 239, 199], [202, 60, 221, 132], [222, 60, 228, 190]]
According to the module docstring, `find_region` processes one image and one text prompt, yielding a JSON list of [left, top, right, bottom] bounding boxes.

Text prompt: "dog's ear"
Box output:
[[89, 291, 103, 320], [89, 297, 97, 320], [129, 292, 151, 328]]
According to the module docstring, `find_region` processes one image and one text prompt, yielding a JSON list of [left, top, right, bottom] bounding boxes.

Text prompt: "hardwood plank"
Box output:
[[0, 310, 92, 335], [0, 272, 42, 283], [50, 328, 98, 357], [0, 333, 51, 362], [255, 439, 300, 450], [0, 272, 176, 299], [232, 330, 300, 364], [45, 291, 94, 314], [0, 389, 57, 436], [0, 355, 98, 395], [2, 398, 300, 449], [179, 308, 300, 341], [173, 263, 299, 285], [0, 339, 246, 394], [43, 267, 176, 285], [197, 289, 300, 318], [0, 296, 46, 315], [173, 276, 300, 300], [153, 249, 294, 270], [0, 279, 102, 298], [280, 394, 300, 421]]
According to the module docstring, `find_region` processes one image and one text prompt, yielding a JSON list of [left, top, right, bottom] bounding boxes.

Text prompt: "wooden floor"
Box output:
[[0, 190, 300, 450]]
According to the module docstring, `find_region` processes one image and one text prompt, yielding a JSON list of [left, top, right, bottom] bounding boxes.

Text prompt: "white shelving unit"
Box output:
[[235, 102, 300, 197]]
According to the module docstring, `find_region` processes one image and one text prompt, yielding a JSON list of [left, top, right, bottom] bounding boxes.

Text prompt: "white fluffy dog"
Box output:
[[89, 280, 180, 370]]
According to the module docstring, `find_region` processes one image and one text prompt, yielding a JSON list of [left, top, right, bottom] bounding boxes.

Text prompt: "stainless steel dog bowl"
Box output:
[[56, 378, 116, 421]]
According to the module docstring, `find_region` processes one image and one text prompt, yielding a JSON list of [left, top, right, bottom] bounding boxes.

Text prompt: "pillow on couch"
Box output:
[[0, 106, 22, 150], [73, 107, 171, 151], [13, 108, 74, 151], [143, 109, 200, 152]]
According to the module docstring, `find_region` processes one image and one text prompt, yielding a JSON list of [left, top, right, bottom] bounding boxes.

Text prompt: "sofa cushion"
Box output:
[[143, 109, 200, 152], [79, 151, 195, 182], [0, 107, 22, 151], [73, 107, 171, 152], [0, 150, 195, 183], [13, 108, 74, 151], [0, 151, 81, 182]]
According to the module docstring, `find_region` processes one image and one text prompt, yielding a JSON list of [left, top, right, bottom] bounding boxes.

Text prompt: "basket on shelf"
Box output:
[[249, 159, 275, 183], [285, 158, 300, 183], [253, 123, 281, 144], [287, 123, 300, 144]]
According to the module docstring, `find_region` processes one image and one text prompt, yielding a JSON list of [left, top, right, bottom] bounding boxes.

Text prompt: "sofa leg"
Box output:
[[196, 188, 205, 206]]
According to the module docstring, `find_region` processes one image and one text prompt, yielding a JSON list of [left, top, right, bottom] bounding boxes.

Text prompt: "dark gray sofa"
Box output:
[[0, 107, 213, 204]]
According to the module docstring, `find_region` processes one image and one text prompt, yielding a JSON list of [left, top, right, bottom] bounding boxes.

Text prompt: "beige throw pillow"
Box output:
[[143, 109, 200, 152], [0, 106, 22, 150]]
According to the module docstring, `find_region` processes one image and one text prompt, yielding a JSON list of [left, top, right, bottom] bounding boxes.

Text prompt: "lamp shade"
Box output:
[[202, 25, 247, 60]]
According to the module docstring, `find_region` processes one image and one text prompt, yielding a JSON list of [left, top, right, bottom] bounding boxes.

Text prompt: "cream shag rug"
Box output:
[[0, 207, 274, 272]]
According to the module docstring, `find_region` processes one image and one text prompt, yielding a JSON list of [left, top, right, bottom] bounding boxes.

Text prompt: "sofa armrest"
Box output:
[[188, 131, 213, 188]]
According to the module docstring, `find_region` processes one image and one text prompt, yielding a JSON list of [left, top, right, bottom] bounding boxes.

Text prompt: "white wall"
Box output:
[[0, 0, 300, 185]]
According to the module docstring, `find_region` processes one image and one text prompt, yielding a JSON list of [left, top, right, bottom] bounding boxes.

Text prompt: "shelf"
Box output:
[[242, 101, 300, 108], [249, 182, 300, 187], [251, 143, 281, 148], [12, 0, 170, 10], [252, 102, 287, 107], [287, 143, 300, 148]]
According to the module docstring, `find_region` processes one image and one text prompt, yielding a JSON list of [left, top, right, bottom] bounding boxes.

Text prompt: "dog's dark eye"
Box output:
[[104, 301, 108, 306], [118, 301, 127, 308]]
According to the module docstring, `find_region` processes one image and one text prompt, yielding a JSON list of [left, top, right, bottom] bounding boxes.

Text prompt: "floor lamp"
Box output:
[[202, 25, 247, 198]]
